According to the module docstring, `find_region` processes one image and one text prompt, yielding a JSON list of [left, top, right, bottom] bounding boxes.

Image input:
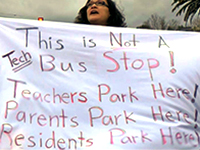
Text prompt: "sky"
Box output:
[[0, 0, 185, 28]]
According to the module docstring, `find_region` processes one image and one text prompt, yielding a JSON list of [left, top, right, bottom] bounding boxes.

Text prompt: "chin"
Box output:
[[89, 20, 101, 25], [88, 16, 107, 26]]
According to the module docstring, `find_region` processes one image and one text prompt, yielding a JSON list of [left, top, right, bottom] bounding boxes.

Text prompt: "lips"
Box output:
[[90, 10, 99, 15]]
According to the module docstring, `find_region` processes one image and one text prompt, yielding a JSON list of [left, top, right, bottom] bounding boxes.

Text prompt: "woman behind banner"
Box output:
[[74, 0, 126, 27]]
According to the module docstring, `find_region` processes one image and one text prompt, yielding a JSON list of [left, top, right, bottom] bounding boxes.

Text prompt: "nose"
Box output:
[[91, 3, 97, 8]]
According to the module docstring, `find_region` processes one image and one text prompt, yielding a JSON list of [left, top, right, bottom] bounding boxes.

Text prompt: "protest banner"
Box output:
[[0, 17, 200, 149]]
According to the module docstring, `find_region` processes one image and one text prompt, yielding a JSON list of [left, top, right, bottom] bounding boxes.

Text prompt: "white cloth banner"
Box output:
[[0, 18, 200, 150]]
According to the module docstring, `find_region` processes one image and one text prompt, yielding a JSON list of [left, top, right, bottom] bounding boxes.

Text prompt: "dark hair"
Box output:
[[74, 0, 127, 27]]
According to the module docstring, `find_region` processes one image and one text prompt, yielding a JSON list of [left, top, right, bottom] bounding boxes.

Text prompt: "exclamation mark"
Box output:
[[194, 109, 198, 129], [169, 51, 176, 74], [191, 84, 199, 103]]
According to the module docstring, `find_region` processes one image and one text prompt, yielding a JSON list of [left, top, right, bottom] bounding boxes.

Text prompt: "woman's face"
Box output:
[[86, 0, 110, 25]]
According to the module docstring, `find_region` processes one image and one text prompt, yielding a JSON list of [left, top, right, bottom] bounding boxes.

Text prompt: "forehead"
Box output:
[[88, 0, 108, 3]]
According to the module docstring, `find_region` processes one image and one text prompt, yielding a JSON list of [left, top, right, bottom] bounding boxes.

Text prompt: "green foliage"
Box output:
[[172, 0, 200, 23]]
